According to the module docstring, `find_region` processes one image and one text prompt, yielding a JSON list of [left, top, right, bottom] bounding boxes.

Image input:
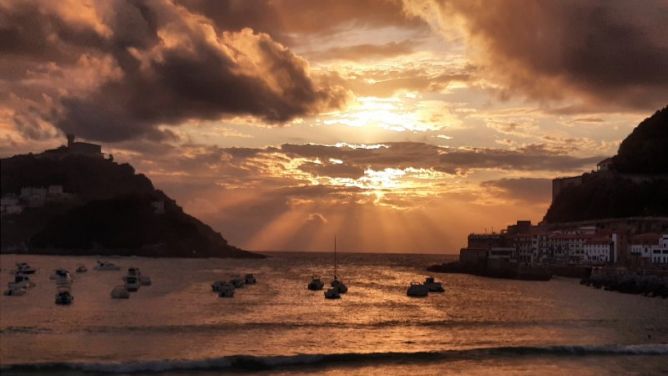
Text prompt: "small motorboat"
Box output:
[[424, 276, 445, 292], [94, 261, 120, 271], [331, 277, 348, 294], [125, 275, 141, 292], [211, 280, 226, 292], [308, 276, 324, 291], [324, 287, 341, 299], [55, 289, 74, 305], [230, 276, 245, 288], [9, 274, 36, 289], [218, 282, 235, 298], [244, 273, 257, 285], [15, 262, 37, 274], [50, 269, 72, 286], [75, 264, 88, 273], [110, 285, 130, 299], [407, 282, 429, 297], [140, 275, 152, 286], [3, 287, 27, 296]]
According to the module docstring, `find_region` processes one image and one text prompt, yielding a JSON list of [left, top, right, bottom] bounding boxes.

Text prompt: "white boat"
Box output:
[[244, 273, 257, 285], [8, 274, 36, 289], [324, 287, 341, 299], [76, 264, 88, 273], [407, 282, 429, 297], [424, 276, 445, 292], [218, 282, 235, 298], [329, 236, 348, 294], [3, 287, 27, 296], [94, 261, 120, 271], [50, 269, 72, 286], [230, 276, 245, 288], [140, 275, 152, 286], [55, 289, 74, 305], [110, 285, 130, 299], [125, 275, 141, 292], [308, 275, 325, 290], [15, 262, 36, 274]]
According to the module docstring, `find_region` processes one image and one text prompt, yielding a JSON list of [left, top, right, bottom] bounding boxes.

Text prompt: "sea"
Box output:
[[1, 252, 667, 375]]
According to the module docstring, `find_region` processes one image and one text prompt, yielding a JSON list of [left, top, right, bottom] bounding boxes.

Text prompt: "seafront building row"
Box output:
[[461, 219, 668, 269]]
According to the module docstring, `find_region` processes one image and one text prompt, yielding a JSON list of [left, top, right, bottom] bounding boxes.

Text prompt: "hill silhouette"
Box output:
[[613, 106, 668, 173], [544, 106, 668, 223], [1, 151, 261, 258]]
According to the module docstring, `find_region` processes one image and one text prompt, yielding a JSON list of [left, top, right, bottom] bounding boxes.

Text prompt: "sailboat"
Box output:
[[329, 236, 347, 294]]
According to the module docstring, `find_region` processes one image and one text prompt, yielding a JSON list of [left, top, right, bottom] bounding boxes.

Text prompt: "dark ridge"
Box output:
[[1, 152, 262, 258], [545, 106, 668, 223]]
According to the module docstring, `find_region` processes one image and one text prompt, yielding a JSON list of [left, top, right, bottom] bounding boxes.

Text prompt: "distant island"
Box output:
[[430, 106, 668, 290], [0, 134, 262, 258]]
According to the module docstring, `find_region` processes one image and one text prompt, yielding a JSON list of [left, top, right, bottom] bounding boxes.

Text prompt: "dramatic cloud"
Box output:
[[406, 0, 668, 111], [0, 0, 348, 142], [178, 0, 425, 43]]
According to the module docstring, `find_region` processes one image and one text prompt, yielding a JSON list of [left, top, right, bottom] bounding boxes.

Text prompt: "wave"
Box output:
[[2, 344, 667, 374]]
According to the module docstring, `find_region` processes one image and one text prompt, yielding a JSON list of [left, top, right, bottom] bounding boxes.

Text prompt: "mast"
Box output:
[[334, 235, 337, 278]]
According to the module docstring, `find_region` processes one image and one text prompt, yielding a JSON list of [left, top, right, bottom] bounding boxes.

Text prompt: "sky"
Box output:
[[1, 0, 667, 253]]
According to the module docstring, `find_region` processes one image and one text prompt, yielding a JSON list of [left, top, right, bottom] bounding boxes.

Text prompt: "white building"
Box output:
[[48, 185, 64, 195], [630, 233, 668, 265], [20, 187, 47, 207], [583, 237, 613, 264], [1, 195, 23, 215]]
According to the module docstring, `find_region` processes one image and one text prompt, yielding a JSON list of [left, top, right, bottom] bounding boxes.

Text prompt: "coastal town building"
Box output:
[[583, 236, 613, 264], [629, 233, 668, 264], [66, 134, 102, 157], [458, 219, 631, 269], [41, 134, 104, 159], [1, 185, 72, 216]]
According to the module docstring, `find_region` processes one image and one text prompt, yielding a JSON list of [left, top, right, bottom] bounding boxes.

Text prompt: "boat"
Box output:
[[324, 287, 341, 299], [424, 276, 445, 292], [55, 289, 74, 305], [308, 275, 325, 290], [218, 282, 235, 298], [3, 287, 27, 296], [50, 269, 72, 286], [76, 264, 88, 273], [244, 273, 257, 285], [230, 276, 245, 288], [140, 275, 152, 286], [94, 261, 121, 271], [211, 280, 226, 292], [329, 236, 348, 294], [8, 274, 36, 289], [110, 285, 130, 299], [15, 262, 36, 274], [406, 282, 429, 297], [125, 275, 141, 292]]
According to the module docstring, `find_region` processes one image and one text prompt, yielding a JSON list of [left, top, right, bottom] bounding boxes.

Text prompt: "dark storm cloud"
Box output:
[[481, 178, 552, 204], [177, 0, 425, 44], [0, 0, 348, 142], [415, 0, 668, 111]]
